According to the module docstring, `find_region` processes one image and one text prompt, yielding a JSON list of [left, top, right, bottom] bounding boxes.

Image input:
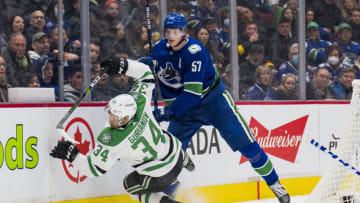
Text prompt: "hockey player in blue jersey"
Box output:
[[141, 13, 290, 203]]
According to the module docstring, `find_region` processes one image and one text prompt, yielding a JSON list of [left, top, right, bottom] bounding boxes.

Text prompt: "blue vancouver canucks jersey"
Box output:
[[151, 37, 219, 117]]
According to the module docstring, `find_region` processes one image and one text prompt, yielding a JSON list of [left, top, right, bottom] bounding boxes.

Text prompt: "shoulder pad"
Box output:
[[188, 44, 202, 54]]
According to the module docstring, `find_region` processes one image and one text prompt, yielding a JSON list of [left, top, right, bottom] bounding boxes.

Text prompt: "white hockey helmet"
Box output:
[[108, 94, 137, 127]]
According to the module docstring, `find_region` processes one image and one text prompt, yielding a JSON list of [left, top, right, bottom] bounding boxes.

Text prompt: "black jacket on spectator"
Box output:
[[306, 81, 336, 100], [349, 21, 360, 43], [269, 33, 297, 68], [2, 47, 33, 87], [309, 0, 343, 32]]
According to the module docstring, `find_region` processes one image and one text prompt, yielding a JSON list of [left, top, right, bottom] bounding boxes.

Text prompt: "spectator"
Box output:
[[194, 26, 216, 60], [25, 10, 46, 48], [245, 64, 276, 100], [193, 0, 220, 25], [339, 0, 358, 21], [90, 39, 101, 65], [34, 56, 57, 88], [98, 0, 121, 36], [269, 17, 297, 67], [239, 44, 267, 91], [334, 22, 360, 65], [332, 66, 356, 99], [127, 24, 150, 59], [64, 67, 82, 102], [277, 43, 311, 82], [238, 21, 269, 63], [20, 72, 40, 87], [237, 5, 273, 38], [220, 63, 232, 91], [317, 44, 349, 83], [28, 32, 51, 62], [273, 7, 297, 37], [275, 73, 298, 100], [309, 0, 343, 35], [8, 15, 25, 35], [306, 22, 332, 66], [306, 67, 336, 100], [44, 0, 70, 33], [91, 65, 111, 102], [203, 17, 220, 46], [349, 8, 360, 43], [0, 55, 9, 102], [108, 73, 134, 97], [2, 33, 33, 87], [305, 8, 330, 41]]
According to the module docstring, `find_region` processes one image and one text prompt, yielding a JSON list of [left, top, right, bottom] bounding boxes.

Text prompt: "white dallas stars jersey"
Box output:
[[72, 59, 182, 177]]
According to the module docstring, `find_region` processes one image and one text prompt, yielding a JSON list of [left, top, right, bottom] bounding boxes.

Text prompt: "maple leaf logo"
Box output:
[[73, 126, 91, 155], [240, 115, 309, 164]]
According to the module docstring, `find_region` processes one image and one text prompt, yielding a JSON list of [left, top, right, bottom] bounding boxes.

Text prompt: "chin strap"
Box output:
[[166, 36, 187, 50]]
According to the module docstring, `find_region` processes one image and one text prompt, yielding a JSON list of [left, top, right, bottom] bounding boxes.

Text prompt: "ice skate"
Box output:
[[269, 181, 290, 203], [160, 195, 182, 203], [164, 181, 180, 199]]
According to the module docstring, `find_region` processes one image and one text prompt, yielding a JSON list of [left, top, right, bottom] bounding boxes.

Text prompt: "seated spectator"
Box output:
[[219, 64, 232, 91], [194, 26, 216, 60], [202, 17, 220, 46], [7, 15, 25, 35], [275, 73, 298, 100], [306, 67, 336, 100], [317, 44, 351, 83], [25, 10, 46, 49], [273, 0, 297, 27], [91, 64, 111, 102], [309, 0, 343, 36], [334, 22, 360, 65], [64, 67, 82, 102], [34, 56, 57, 88], [339, 0, 357, 22], [2, 33, 33, 87], [277, 43, 312, 83], [239, 44, 267, 91], [332, 66, 356, 99], [306, 22, 332, 66], [127, 24, 150, 59], [237, 5, 273, 38], [238, 21, 269, 63], [90, 39, 101, 65], [306, 8, 330, 41], [20, 72, 40, 87], [349, 8, 360, 43], [102, 22, 131, 59], [44, 0, 70, 33], [28, 32, 51, 62], [0, 55, 10, 102], [217, 7, 230, 54], [175, 2, 200, 36], [269, 17, 297, 67], [108, 73, 134, 97], [193, 0, 220, 26], [273, 6, 297, 37], [245, 64, 275, 100]]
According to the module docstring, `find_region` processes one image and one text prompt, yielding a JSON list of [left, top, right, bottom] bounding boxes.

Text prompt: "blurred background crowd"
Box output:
[[0, 0, 359, 102]]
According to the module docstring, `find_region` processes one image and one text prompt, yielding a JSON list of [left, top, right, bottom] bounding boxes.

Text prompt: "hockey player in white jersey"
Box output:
[[50, 57, 194, 203]]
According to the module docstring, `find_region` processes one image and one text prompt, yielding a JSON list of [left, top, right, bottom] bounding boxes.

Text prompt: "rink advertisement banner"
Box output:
[[0, 103, 350, 202]]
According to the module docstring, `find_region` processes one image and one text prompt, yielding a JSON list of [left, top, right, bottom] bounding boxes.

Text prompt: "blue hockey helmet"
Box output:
[[164, 13, 187, 29]]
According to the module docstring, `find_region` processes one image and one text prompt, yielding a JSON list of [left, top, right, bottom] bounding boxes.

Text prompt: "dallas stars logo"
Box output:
[[100, 132, 112, 144]]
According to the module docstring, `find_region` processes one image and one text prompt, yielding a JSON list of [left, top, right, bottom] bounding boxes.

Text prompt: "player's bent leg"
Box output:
[[239, 142, 290, 203]]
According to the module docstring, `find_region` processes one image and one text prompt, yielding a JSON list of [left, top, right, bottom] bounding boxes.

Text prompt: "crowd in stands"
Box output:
[[0, 0, 359, 102]]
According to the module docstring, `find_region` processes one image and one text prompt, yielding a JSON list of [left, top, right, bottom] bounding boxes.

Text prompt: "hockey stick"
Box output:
[[308, 138, 360, 176], [145, 0, 160, 113], [56, 66, 108, 142]]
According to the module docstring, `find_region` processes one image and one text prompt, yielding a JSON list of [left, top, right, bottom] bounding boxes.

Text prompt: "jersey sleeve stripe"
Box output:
[[184, 82, 203, 95], [87, 156, 99, 177]]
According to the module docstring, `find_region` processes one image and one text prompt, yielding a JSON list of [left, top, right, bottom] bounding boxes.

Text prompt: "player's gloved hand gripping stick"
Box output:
[[55, 57, 128, 143]]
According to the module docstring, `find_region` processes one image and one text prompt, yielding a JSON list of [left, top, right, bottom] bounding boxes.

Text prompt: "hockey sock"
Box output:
[[163, 180, 180, 198], [239, 142, 279, 185]]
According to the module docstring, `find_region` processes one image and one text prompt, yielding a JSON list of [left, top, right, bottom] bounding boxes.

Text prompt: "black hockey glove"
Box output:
[[101, 56, 128, 75], [50, 140, 80, 162]]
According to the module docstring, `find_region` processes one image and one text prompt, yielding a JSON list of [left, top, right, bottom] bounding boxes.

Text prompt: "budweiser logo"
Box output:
[[240, 115, 309, 164]]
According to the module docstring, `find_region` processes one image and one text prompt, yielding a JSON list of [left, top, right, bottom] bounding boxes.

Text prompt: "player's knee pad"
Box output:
[[239, 142, 268, 168]]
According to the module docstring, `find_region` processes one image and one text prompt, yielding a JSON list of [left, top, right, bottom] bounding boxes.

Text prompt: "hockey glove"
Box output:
[[101, 56, 128, 75], [152, 106, 174, 123], [50, 140, 80, 162]]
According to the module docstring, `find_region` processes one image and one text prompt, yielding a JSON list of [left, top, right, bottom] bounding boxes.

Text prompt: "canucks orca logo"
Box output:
[[158, 62, 182, 88]]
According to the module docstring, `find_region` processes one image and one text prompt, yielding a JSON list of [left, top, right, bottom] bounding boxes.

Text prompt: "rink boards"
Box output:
[[0, 101, 351, 203]]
